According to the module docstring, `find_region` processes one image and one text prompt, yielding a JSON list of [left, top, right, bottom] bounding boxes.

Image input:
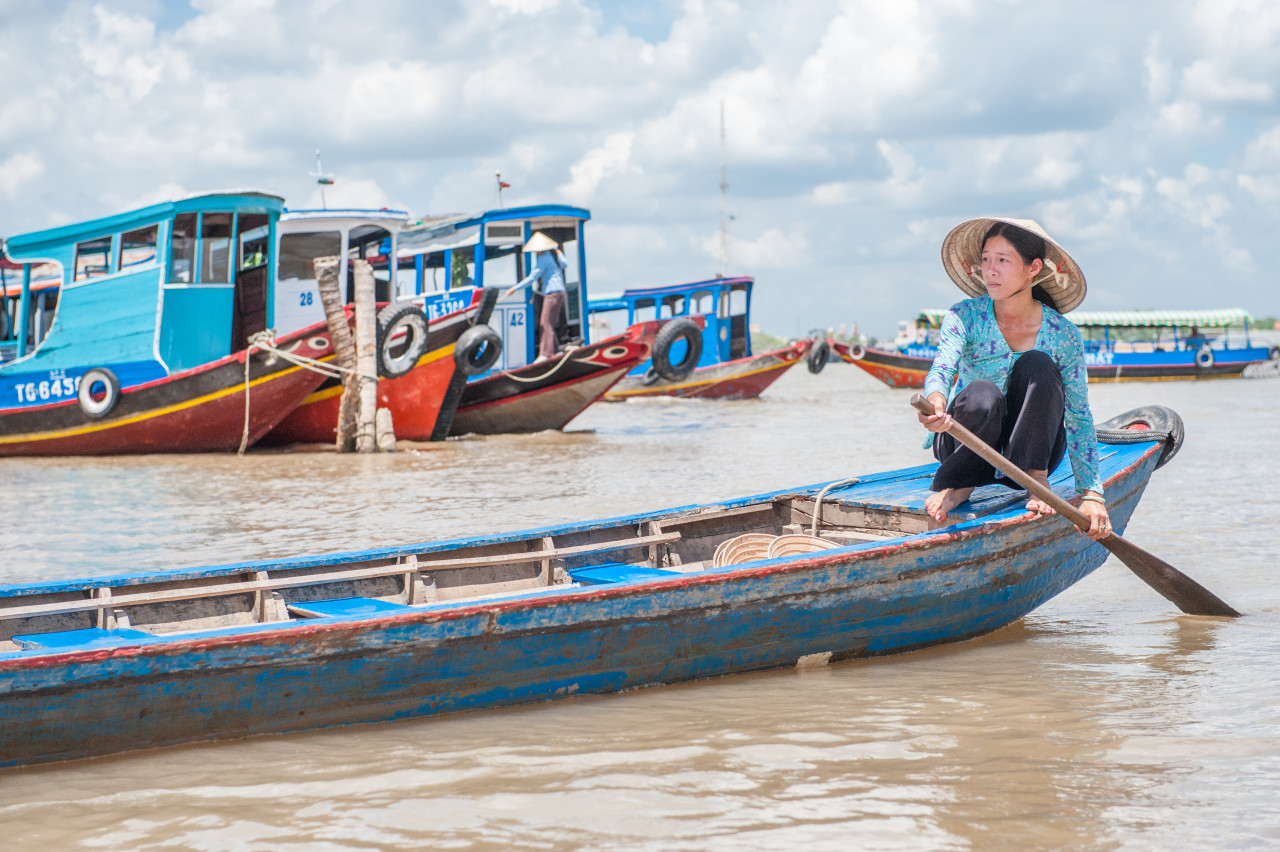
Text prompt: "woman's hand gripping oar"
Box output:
[[909, 393, 1239, 618]]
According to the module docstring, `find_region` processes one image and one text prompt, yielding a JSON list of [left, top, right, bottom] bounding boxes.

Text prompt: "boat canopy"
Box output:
[[1063, 309, 1253, 328], [917, 307, 1254, 330]]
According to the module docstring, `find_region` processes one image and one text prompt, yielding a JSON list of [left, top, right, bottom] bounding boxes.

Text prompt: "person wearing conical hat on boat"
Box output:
[[514, 231, 569, 361], [917, 218, 1112, 541]]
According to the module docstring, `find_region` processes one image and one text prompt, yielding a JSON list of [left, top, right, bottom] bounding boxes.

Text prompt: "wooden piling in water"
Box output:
[[351, 259, 379, 453], [313, 256, 358, 451]]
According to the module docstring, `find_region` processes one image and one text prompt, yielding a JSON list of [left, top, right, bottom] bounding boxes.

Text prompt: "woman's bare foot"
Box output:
[[1024, 470, 1055, 514], [925, 487, 974, 521]]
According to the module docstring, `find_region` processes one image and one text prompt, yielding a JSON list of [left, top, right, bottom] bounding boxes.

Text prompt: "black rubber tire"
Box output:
[[1195, 345, 1214, 369], [475, 287, 501, 325], [455, 323, 502, 376], [77, 367, 120, 419], [1269, 346, 1279, 361], [1096, 405, 1185, 470], [807, 339, 831, 374], [652, 318, 703, 381], [846, 342, 866, 361], [376, 303, 430, 379]]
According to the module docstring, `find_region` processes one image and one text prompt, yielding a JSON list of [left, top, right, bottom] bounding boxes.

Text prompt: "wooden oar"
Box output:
[[909, 393, 1239, 617]]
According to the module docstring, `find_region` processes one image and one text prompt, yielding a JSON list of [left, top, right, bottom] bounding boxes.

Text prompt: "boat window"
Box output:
[[660, 294, 685, 318], [728, 287, 748, 317], [238, 215, 269, 271], [451, 246, 475, 289], [633, 297, 656, 323], [690, 290, 714, 315], [119, 225, 158, 270], [483, 243, 521, 289], [169, 213, 197, 283], [74, 237, 112, 281], [348, 225, 393, 301], [279, 232, 342, 283], [200, 213, 233, 284]]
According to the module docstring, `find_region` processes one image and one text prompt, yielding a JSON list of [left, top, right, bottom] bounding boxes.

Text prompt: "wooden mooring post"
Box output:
[[313, 256, 381, 452]]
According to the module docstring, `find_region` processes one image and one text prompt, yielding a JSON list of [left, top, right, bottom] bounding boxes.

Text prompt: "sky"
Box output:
[[2, 0, 1279, 338]]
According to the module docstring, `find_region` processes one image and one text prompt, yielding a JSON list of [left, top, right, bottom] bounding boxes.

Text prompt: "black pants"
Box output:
[[932, 350, 1067, 491]]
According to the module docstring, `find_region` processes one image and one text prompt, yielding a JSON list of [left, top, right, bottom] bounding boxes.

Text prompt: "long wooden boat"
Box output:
[[1070, 309, 1279, 381], [605, 338, 810, 400], [590, 276, 815, 401], [832, 340, 931, 389], [399, 204, 644, 437], [0, 192, 335, 455], [0, 406, 1181, 768], [448, 321, 659, 435], [841, 308, 1280, 389]]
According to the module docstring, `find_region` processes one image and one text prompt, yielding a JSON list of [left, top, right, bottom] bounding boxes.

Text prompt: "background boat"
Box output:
[[0, 192, 334, 455], [590, 276, 817, 400]]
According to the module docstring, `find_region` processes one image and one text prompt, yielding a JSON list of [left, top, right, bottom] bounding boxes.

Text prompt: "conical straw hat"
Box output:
[[940, 217, 1087, 313]]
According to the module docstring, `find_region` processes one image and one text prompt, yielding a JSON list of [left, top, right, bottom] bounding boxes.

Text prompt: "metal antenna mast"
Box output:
[[718, 100, 729, 278], [310, 149, 334, 209]]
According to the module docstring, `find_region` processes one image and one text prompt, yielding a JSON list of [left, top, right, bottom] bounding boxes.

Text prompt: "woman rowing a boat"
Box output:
[[916, 218, 1112, 540]]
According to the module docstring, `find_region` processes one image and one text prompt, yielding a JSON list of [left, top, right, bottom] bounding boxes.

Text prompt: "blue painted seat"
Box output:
[[286, 597, 416, 619], [569, 563, 682, 585], [12, 627, 159, 650]]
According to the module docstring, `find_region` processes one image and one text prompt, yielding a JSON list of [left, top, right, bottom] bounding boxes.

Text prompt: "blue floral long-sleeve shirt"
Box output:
[[922, 296, 1103, 494]]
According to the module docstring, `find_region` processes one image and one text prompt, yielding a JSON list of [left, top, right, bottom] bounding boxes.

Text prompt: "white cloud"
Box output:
[[0, 152, 44, 197], [560, 132, 638, 204], [2, 0, 1280, 333], [699, 226, 807, 271]]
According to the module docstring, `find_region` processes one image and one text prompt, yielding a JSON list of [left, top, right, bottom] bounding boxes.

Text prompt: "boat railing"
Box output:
[[0, 529, 686, 635]]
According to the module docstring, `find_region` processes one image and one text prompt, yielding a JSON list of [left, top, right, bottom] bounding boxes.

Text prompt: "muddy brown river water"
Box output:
[[0, 366, 1277, 850]]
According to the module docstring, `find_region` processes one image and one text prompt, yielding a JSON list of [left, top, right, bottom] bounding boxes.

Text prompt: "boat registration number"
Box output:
[[14, 375, 79, 404]]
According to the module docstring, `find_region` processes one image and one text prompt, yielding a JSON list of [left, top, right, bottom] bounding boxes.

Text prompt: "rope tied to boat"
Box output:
[[236, 329, 380, 456], [810, 477, 862, 536]]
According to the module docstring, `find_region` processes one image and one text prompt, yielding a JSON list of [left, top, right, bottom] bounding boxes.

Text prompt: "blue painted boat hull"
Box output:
[[0, 436, 1166, 768]]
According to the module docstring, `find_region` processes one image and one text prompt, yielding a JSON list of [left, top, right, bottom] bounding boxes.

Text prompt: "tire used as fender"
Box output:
[[455, 323, 503, 376], [77, 367, 120, 419], [652, 318, 703, 381], [1096, 405, 1185, 470], [376, 303, 431, 379], [1269, 346, 1280, 361], [807, 338, 831, 374], [1195, 344, 1214, 369], [847, 342, 866, 361]]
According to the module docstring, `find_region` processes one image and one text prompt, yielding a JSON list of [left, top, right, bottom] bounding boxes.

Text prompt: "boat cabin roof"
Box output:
[[1063, 308, 1253, 328], [397, 204, 590, 260], [3, 191, 284, 262], [280, 208, 410, 234], [589, 276, 753, 313]]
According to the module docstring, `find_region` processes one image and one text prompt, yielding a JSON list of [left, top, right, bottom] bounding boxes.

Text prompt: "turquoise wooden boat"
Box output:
[[0, 192, 334, 455]]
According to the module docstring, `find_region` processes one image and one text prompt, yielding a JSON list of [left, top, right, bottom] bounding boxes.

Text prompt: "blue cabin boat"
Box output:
[[0, 192, 336, 455], [393, 204, 666, 435], [397, 204, 592, 372], [0, 407, 1184, 768], [588, 276, 817, 400]]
